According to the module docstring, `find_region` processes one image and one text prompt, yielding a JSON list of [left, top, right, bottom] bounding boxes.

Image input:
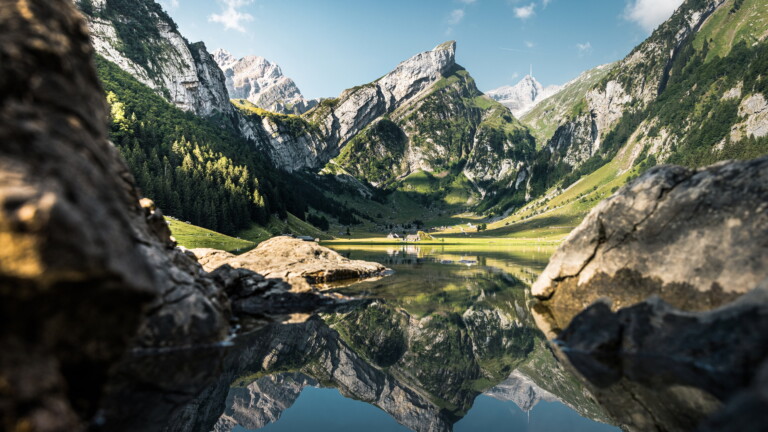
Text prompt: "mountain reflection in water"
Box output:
[[175, 244, 619, 432]]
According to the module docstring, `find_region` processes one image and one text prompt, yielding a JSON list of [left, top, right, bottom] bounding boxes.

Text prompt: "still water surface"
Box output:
[[219, 243, 619, 432]]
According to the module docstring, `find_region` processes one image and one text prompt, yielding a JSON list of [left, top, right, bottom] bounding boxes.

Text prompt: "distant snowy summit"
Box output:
[[213, 49, 318, 115], [486, 75, 562, 118]]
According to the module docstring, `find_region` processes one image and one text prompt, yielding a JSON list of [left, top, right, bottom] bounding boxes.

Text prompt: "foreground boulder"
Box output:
[[0, 2, 352, 431], [552, 280, 768, 431], [192, 236, 389, 290], [533, 157, 768, 330]]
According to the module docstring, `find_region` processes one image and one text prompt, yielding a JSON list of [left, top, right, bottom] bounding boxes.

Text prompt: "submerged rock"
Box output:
[[191, 236, 389, 290], [533, 157, 768, 330], [552, 281, 768, 432]]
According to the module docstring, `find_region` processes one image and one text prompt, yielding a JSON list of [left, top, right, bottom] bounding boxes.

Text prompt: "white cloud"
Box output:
[[514, 3, 536, 19], [541, 0, 552, 7], [209, 0, 254, 33], [457, 0, 477, 4], [524, 40, 535, 48], [448, 9, 465, 25], [160, 0, 179, 9], [624, 0, 684, 33], [576, 41, 592, 54]]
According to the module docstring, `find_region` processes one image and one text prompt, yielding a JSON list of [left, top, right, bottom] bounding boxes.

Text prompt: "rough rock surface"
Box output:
[[533, 158, 768, 329], [552, 281, 768, 432], [0, 2, 354, 431], [192, 237, 389, 289]]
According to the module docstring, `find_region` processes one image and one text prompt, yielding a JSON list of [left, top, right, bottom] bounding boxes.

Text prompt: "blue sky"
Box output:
[[160, 0, 683, 99]]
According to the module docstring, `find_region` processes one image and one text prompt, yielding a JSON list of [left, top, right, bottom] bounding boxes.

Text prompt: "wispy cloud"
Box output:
[[209, 0, 254, 33], [448, 9, 466, 25], [500, 47, 526, 52], [624, 0, 684, 33], [514, 3, 536, 19], [160, 0, 179, 9], [576, 41, 592, 55], [457, 0, 477, 4], [541, 0, 552, 7], [524, 40, 535, 48]]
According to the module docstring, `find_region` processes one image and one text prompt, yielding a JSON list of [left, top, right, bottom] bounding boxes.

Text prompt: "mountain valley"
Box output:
[[74, 0, 768, 246]]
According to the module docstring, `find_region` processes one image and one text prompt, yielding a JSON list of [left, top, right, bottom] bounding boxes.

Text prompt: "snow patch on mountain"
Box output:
[[486, 75, 562, 117]]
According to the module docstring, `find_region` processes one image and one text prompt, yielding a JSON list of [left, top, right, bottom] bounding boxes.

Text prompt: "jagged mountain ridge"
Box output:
[[80, 1, 531, 190], [213, 49, 318, 115], [486, 75, 562, 118]]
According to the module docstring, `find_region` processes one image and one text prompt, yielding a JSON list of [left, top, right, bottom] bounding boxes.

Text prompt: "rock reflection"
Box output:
[[168, 245, 616, 432]]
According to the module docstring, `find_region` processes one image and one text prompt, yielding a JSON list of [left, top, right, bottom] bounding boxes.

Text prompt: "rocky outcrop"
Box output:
[[533, 157, 768, 330], [213, 49, 317, 115], [487, 74, 561, 118], [552, 281, 768, 431], [192, 237, 389, 290], [0, 2, 354, 431]]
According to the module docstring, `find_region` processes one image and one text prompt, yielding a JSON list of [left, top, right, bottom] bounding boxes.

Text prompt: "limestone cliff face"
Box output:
[[79, 0, 234, 118], [213, 49, 318, 115]]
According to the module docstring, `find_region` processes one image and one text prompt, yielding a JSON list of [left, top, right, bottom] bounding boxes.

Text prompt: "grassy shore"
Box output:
[[168, 218, 255, 252]]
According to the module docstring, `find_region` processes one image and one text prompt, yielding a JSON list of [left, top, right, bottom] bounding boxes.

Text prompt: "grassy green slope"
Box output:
[[168, 218, 255, 251], [693, 0, 768, 61]]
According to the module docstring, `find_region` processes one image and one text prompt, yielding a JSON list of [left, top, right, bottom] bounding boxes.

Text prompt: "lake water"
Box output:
[[215, 243, 619, 432]]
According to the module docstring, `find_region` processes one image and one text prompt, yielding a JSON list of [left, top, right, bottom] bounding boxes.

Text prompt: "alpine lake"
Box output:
[[202, 241, 621, 432]]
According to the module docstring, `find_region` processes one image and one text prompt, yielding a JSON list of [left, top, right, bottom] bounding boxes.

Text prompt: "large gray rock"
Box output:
[[192, 236, 389, 290], [533, 157, 768, 330], [0, 2, 355, 430], [552, 280, 768, 432]]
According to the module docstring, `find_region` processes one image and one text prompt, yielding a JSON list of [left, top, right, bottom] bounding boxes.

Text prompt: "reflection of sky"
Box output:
[[236, 387, 409, 432], [233, 387, 617, 432]]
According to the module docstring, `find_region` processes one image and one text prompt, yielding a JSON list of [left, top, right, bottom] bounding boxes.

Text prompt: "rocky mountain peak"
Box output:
[[390, 40, 456, 79], [487, 74, 561, 118], [213, 49, 316, 114], [211, 48, 236, 68]]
